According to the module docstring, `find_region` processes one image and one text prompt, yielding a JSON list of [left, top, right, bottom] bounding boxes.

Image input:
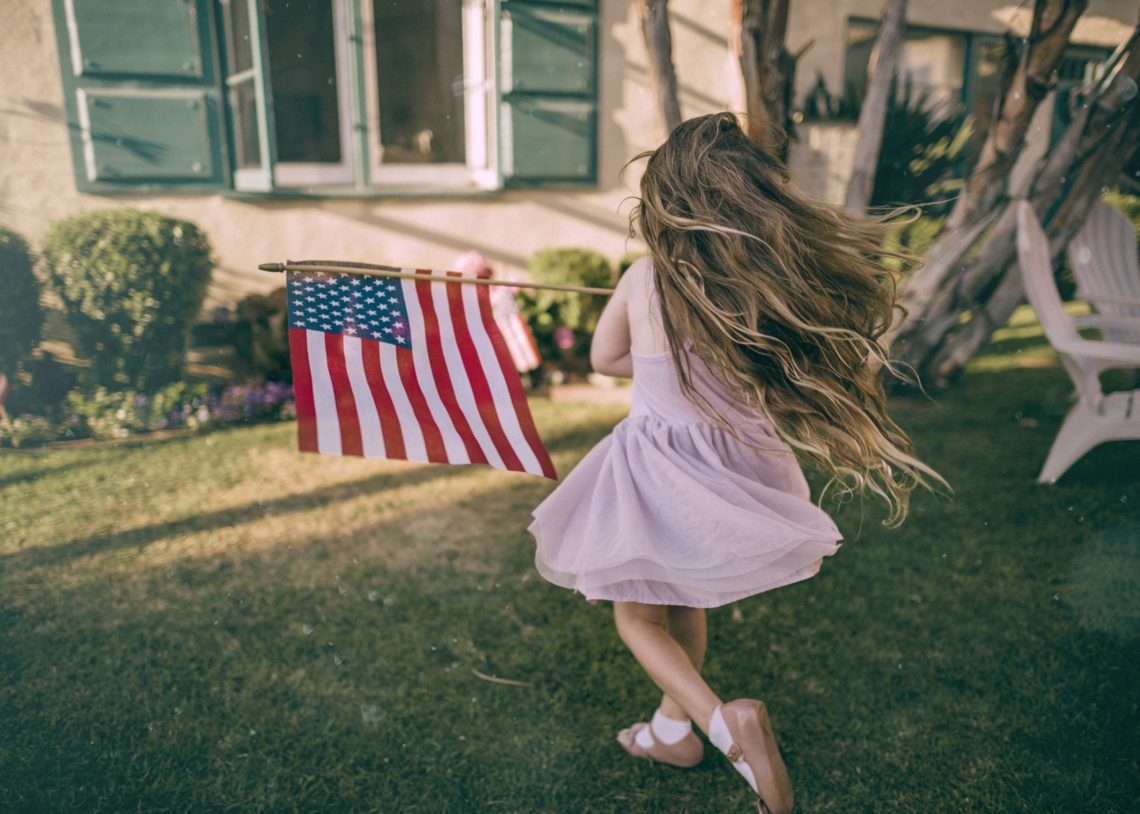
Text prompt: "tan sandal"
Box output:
[[718, 699, 793, 814], [616, 720, 704, 768]]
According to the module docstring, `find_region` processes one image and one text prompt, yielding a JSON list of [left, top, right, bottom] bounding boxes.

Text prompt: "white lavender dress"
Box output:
[[528, 304, 843, 608]]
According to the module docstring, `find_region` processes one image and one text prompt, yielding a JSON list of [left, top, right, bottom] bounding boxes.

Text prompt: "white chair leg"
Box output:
[[1037, 401, 1101, 483]]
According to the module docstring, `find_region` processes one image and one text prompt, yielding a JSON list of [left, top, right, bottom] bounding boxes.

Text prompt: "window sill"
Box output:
[[222, 184, 508, 202]]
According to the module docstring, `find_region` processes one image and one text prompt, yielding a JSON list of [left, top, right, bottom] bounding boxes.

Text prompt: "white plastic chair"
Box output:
[[1015, 201, 1140, 483], [1065, 199, 1140, 344]]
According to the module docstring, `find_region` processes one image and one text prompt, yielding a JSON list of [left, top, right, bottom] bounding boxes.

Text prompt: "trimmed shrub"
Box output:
[[41, 208, 213, 392], [0, 225, 44, 377], [518, 249, 614, 377]]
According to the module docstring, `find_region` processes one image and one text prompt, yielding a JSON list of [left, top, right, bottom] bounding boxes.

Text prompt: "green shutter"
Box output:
[[51, 0, 227, 192], [498, 1, 598, 187]]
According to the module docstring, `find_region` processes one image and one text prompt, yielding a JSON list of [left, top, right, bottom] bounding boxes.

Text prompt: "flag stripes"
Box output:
[[287, 268, 555, 479]]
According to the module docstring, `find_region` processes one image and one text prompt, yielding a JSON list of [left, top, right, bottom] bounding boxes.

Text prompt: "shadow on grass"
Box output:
[[0, 413, 623, 572], [0, 457, 100, 489]]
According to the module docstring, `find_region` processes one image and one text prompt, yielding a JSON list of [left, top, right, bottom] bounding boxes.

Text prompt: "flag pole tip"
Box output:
[[259, 262, 285, 273]]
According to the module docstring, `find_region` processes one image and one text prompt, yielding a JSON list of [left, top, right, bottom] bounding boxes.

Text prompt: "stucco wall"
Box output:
[[0, 0, 1134, 314]]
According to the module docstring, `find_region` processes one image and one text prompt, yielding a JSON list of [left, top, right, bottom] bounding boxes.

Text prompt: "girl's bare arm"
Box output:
[[590, 271, 633, 377]]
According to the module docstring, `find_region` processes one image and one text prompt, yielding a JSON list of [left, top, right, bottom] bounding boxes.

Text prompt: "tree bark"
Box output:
[[886, 0, 1089, 355], [909, 24, 1140, 388], [732, 0, 794, 160], [639, 0, 682, 137], [845, 0, 909, 212], [946, 0, 1088, 229]]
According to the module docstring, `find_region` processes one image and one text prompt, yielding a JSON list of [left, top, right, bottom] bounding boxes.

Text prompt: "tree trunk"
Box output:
[[906, 24, 1140, 388], [886, 0, 1089, 355], [732, 0, 794, 160], [639, 0, 682, 136], [845, 0, 908, 212], [945, 0, 1088, 229]]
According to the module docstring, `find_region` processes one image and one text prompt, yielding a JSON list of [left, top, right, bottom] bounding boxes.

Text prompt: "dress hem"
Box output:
[[542, 560, 828, 609]]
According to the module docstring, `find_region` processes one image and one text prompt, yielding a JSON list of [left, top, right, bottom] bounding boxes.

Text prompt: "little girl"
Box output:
[[527, 112, 947, 813]]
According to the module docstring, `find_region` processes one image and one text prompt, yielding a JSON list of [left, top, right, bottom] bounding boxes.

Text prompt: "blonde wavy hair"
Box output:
[[628, 112, 950, 527]]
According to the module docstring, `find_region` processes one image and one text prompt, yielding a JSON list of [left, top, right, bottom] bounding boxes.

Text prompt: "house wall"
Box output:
[[0, 0, 1133, 315]]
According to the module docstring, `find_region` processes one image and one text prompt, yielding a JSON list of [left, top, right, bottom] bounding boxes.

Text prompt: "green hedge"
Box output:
[[517, 249, 613, 377], [0, 225, 44, 377], [41, 208, 213, 392]]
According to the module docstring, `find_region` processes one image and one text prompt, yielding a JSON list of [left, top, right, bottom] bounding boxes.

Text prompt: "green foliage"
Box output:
[[8, 351, 79, 419], [518, 248, 614, 375], [0, 224, 44, 376], [63, 380, 211, 440], [232, 286, 291, 382], [871, 77, 973, 210], [41, 208, 213, 392], [0, 414, 60, 447], [882, 214, 947, 277]]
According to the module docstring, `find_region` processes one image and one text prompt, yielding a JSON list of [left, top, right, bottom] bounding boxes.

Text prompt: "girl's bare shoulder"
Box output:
[[622, 255, 668, 353]]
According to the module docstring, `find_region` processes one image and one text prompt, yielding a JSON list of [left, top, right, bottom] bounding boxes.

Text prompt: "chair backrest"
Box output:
[[1066, 199, 1140, 344], [1066, 199, 1140, 309], [1016, 201, 1081, 348]]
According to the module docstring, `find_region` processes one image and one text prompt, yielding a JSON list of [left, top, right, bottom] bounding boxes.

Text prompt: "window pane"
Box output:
[[229, 79, 261, 168], [265, 0, 342, 163], [970, 36, 1012, 147], [843, 20, 878, 108], [900, 31, 966, 116], [224, 0, 254, 75], [375, 0, 466, 164], [844, 22, 966, 119]]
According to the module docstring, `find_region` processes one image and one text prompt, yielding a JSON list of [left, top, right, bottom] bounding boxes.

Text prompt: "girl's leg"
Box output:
[[615, 602, 793, 811], [658, 605, 708, 722], [613, 601, 721, 734]]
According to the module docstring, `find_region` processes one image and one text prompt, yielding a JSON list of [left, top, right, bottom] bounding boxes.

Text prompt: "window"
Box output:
[[50, 0, 599, 195], [843, 18, 1113, 149], [844, 19, 968, 119], [362, 0, 498, 189]]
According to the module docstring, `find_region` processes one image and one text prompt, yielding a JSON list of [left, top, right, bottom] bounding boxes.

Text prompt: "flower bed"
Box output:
[[1, 378, 295, 448]]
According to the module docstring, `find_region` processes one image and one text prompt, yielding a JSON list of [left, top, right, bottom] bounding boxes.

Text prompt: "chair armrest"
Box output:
[[1072, 314, 1140, 332], [1056, 336, 1140, 368], [1083, 294, 1140, 309]]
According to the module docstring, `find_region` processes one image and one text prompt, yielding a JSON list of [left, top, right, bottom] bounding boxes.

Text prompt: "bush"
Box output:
[[0, 225, 44, 377], [517, 249, 614, 378], [232, 286, 291, 382], [41, 208, 213, 393], [63, 380, 212, 440]]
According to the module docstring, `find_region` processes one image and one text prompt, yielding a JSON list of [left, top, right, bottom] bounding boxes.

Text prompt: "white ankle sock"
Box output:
[[634, 709, 692, 748], [709, 705, 757, 793], [652, 709, 692, 744]]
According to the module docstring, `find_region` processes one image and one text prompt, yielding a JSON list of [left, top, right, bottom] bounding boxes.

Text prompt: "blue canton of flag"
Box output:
[[286, 270, 413, 346]]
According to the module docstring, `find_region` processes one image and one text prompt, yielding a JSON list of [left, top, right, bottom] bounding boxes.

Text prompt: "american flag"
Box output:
[[490, 285, 542, 372], [285, 268, 556, 479]]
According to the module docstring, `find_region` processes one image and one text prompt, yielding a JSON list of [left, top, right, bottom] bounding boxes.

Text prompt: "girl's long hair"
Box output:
[[630, 112, 950, 527]]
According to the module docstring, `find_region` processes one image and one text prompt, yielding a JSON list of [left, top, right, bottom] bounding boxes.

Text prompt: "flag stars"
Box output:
[[286, 270, 411, 348]]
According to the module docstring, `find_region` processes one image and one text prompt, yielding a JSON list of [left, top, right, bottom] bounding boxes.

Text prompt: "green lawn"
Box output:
[[2, 308, 1137, 813]]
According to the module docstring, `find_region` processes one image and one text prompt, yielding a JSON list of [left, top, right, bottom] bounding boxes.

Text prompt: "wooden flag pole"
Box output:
[[259, 259, 615, 296]]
